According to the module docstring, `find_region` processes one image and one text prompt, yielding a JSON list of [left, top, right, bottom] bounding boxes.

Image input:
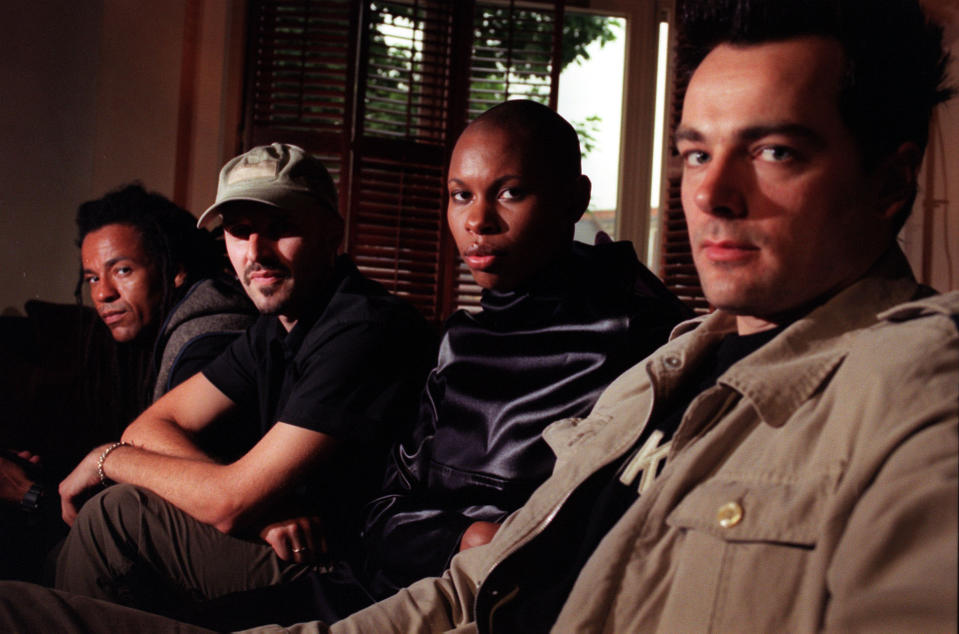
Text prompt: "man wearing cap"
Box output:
[[53, 143, 435, 622]]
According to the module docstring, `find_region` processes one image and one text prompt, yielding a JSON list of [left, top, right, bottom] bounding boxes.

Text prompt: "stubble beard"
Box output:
[[246, 278, 295, 316]]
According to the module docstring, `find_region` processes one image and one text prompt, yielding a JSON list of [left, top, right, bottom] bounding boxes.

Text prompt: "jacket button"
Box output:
[[717, 501, 743, 528], [664, 354, 682, 369]]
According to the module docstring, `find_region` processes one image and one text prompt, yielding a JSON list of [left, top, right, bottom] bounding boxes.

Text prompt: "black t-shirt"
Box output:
[[201, 256, 435, 548], [203, 256, 433, 442], [167, 334, 240, 393]]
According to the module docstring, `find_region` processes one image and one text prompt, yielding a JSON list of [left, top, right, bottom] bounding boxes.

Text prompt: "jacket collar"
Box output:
[[668, 247, 923, 428]]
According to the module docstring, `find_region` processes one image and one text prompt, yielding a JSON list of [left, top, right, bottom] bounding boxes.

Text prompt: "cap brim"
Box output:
[[196, 197, 283, 230]]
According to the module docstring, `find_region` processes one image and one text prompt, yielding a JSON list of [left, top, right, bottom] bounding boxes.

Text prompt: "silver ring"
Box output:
[[292, 546, 307, 553]]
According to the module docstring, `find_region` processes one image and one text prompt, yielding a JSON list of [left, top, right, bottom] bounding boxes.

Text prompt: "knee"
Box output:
[[56, 485, 153, 592], [72, 484, 149, 538]]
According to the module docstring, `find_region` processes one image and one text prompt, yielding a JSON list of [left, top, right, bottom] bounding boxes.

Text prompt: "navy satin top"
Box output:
[[360, 240, 691, 596]]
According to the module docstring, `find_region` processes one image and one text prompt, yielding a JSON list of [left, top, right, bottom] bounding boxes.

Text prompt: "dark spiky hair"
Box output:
[[678, 0, 953, 160], [677, 0, 953, 229]]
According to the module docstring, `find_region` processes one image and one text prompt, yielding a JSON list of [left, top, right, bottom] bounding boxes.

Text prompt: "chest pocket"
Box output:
[[662, 470, 840, 631], [667, 473, 836, 545]]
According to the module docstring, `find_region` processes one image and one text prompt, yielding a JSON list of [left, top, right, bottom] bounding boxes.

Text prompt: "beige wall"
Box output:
[[89, 1, 185, 198], [0, 2, 103, 313], [186, 1, 248, 216], [0, 0, 242, 315]]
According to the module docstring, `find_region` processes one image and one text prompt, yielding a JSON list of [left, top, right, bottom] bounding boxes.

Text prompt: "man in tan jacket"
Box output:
[[0, 0, 955, 631]]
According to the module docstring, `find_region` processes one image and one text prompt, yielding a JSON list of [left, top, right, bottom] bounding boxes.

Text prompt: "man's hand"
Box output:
[[10, 450, 40, 466], [0, 453, 37, 505], [259, 515, 326, 564], [58, 444, 112, 526], [460, 520, 501, 552]]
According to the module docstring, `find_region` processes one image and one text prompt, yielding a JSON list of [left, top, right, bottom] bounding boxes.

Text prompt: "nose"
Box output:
[[246, 231, 274, 262], [691, 153, 747, 219], [464, 197, 502, 235], [93, 277, 119, 304]]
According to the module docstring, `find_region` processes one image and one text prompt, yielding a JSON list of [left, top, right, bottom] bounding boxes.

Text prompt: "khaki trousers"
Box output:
[[54, 484, 312, 622]]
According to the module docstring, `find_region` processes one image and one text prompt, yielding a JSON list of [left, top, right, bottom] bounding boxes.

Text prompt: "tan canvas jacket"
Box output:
[[315, 247, 958, 634]]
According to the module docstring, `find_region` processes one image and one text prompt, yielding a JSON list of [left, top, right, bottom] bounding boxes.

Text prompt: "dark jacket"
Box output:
[[151, 277, 257, 401], [360, 240, 691, 597]]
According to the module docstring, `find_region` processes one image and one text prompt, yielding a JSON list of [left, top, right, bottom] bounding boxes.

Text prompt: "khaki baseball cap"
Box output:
[[197, 143, 339, 229]]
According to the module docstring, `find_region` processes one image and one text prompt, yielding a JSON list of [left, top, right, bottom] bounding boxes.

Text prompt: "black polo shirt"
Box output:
[[204, 256, 431, 440], [202, 256, 435, 547]]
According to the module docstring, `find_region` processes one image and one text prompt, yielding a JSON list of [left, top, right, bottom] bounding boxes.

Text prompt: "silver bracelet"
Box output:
[[97, 442, 129, 487]]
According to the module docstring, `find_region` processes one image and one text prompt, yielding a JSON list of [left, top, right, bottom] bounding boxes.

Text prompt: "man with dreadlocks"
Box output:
[[0, 183, 256, 580], [75, 182, 258, 408]]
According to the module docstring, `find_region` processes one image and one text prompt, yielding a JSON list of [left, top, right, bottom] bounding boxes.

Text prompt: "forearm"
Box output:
[[101, 422, 336, 535], [121, 416, 212, 462], [98, 444, 252, 532]]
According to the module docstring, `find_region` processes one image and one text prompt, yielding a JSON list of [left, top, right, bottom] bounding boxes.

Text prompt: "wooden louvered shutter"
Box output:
[[346, 1, 467, 323], [468, 0, 561, 115], [244, 0, 463, 323], [659, 18, 708, 314], [244, 0, 356, 216]]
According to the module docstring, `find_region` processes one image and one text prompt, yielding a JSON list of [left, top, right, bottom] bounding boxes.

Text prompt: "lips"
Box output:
[[98, 309, 127, 326], [701, 239, 759, 263], [245, 264, 289, 286], [250, 271, 286, 281], [463, 244, 504, 271]]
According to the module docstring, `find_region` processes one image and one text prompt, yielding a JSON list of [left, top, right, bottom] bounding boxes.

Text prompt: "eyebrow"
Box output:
[[82, 256, 133, 274], [674, 127, 704, 144], [447, 174, 524, 187], [675, 123, 826, 149]]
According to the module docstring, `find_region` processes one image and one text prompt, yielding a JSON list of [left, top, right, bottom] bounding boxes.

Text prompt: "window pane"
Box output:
[[557, 15, 625, 244]]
